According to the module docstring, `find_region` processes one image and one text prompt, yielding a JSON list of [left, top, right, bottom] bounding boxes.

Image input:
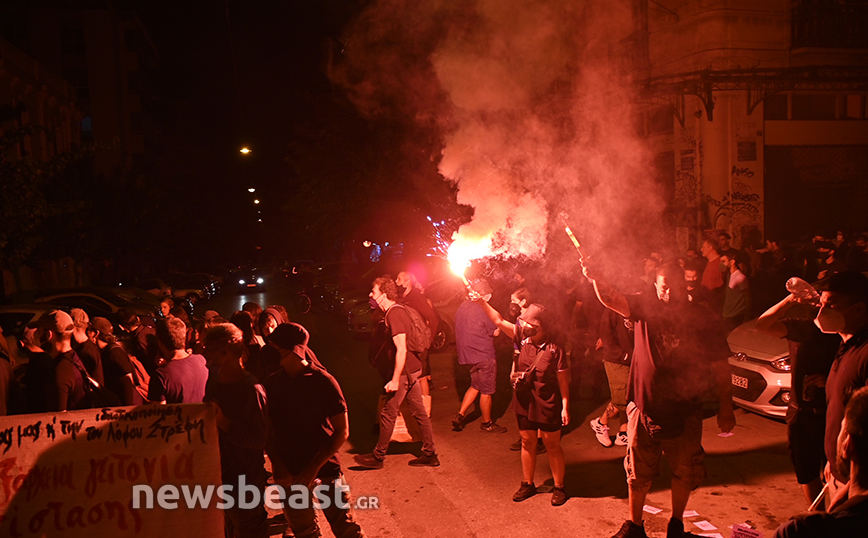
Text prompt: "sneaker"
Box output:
[[590, 417, 613, 447], [480, 421, 508, 433], [512, 481, 537, 502], [452, 413, 466, 432], [551, 486, 568, 506], [611, 520, 648, 538], [666, 517, 703, 538], [509, 438, 522, 451], [615, 431, 628, 446], [408, 453, 440, 467], [353, 453, 384, 469]]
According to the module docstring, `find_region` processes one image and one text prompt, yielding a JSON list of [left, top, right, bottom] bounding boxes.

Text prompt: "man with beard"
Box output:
[[774, 386, 868, 536], [582, 261, 736, 538]]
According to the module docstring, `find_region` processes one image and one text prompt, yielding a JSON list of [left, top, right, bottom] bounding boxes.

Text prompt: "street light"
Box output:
[[254, 199, 260, 204], [248, 188, 255, 193], [240, 147, 251, 154]]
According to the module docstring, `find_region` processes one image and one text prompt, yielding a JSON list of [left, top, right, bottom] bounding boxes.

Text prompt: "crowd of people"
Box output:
[[1, 228, 868, 538]]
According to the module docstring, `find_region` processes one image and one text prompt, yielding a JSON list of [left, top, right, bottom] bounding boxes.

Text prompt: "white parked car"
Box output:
[[727, 319, 792, 419]]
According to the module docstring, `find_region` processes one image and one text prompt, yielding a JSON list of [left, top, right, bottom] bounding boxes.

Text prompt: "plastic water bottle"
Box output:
[[786, 277, 820, 304]]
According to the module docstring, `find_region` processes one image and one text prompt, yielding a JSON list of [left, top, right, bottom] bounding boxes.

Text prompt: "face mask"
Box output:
[[368, 297, 378, 309], [815, 306, 846, 334], [395, 285, 406, 296]]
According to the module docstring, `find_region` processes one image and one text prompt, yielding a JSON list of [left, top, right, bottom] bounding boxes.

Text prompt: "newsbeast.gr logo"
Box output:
[[132, 476, 379, 510]]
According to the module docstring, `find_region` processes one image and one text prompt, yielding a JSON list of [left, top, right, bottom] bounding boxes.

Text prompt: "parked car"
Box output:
[[34, 287, 159, 327], [727, 318, 792, 419], [135, 277, 173, 297], [165, 273, 213, 303]]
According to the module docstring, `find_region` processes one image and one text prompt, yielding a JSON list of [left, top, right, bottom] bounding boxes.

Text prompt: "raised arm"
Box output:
[[755, 294, 797, 339], [472, 296, 516, 339], [581, 260, 630, 319]]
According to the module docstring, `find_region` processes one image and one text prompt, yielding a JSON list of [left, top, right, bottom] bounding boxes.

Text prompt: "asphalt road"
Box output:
[[202, 283, 807, 538]]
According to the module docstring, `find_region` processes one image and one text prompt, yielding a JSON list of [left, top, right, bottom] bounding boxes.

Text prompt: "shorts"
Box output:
[[785, 405, 827, 484], [517, 414, 561, 433], [603, 361, 629, 412], [468, 360, 496, 395], [624, 403, 705, 491]]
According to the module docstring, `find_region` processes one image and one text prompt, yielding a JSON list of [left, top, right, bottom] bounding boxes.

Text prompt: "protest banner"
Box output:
[[0, 404, 223, 537]]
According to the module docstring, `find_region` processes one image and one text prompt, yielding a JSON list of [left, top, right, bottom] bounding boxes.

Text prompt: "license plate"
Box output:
[[732, 374, 749, 389]]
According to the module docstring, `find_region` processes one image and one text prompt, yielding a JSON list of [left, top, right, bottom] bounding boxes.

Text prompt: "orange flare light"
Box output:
[[447, 235, 492, 289]]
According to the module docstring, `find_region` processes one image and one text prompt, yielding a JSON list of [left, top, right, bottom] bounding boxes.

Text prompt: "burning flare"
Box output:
[[447, 234, 492, 287]]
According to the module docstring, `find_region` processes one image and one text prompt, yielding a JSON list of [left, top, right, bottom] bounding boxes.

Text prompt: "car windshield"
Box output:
[[94, 290, 131, 307]]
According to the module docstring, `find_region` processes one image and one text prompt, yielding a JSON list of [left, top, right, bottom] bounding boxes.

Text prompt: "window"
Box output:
[[792, 95, 837, 120]]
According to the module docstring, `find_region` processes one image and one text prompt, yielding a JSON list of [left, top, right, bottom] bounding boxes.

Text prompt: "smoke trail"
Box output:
[[331, 0, 665, 272]]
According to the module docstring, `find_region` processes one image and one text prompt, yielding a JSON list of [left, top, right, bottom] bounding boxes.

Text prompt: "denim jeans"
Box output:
[[374, 369, 436, 459]]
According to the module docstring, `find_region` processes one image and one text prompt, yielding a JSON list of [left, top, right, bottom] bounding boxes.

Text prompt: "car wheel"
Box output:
[[430, 321, 449, 352]]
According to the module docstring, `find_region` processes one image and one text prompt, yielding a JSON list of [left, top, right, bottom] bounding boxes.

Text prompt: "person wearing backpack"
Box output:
[[92, 317, 145, 406], [354, 277, 439, 469]]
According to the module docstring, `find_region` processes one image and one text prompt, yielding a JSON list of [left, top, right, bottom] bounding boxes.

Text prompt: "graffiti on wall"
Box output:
[[705, 165, 763, 245]]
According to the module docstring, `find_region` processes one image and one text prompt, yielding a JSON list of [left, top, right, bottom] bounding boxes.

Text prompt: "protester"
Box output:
[[774, 386, 868, 536], [721, 253, 751, 332], [590, 308, 634, 447], [148, 317, 208, 404], [69, 308, 104, 386], [354, 277, 439, 469], [473, 295, 570, 506], [507, 287, 546, 455], [202, 323, 269, 538], [582, 261, 735, 538], [264, 322, 365, 538], [92, 317, 144, 406], [23, 310, 87, 412], [700, 239, 725, 313], [396, 271, 439, 412], [452, 279, 507, 434], [159, 297, 174, 318], [118, 307, 161, 375], [814, 271, 868, 502], [258, 306, 289, 378]]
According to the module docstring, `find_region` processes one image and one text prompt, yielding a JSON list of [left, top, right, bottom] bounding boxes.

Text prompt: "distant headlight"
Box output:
[[256, 278, 264, 284], [770, 357, 791, 372], [239, 279, 246, 285]]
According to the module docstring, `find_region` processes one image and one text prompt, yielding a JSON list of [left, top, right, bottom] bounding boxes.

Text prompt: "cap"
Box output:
[[38, 310, 75, 334], [70, 308, 89, 328], [92, 317, 114, 335], [518, 303, 547, 327], [267, 322, 311, 359], [470, 278, 493, 296], [202, 310, 221, 322]]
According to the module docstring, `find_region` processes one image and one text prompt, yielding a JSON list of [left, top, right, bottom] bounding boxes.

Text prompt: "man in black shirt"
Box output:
[[354, 277, 439, 469], [203, 323, 269, 538], [583, 261, 735, 538], [26, 310, 87, 412], [264, 322, 364, 538], [70, 308, 104, 386], [92, 317, 143, 406], [774, 386, 868, 537], [756, 293, 840, 503], [813, 271, 868, 501]]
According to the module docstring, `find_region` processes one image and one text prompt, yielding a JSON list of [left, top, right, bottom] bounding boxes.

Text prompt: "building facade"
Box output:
[[619, 0, 868, 249]]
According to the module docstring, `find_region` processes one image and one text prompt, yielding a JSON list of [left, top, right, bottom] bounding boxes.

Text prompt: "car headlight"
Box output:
[[770, 357, 791, 372], [256, 278, 264, 284], [239, 279, 246, 285]]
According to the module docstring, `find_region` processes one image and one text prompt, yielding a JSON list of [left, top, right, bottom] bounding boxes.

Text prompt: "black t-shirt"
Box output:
[[512, 324, 569, 425], [599, 309, 634, 366], [101, 344, 143, 406], [264, 365, 347, 479], [73, 338, 104, 386], [781, 319, 839, 413], [51, 350, 88, 412], [626, 294, 730, 434], [403, 289, 439, 345], [384, 306, 422, 373], [148, 354, 208, 404], [204, 372, 268, 486], [824, 327, 868, 482]]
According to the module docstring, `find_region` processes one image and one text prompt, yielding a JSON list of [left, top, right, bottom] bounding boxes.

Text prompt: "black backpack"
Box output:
[[387, 304, 431, 354]]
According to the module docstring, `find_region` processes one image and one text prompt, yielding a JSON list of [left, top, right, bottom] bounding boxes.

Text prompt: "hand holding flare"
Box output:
[[559, 211, 584, 259]]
